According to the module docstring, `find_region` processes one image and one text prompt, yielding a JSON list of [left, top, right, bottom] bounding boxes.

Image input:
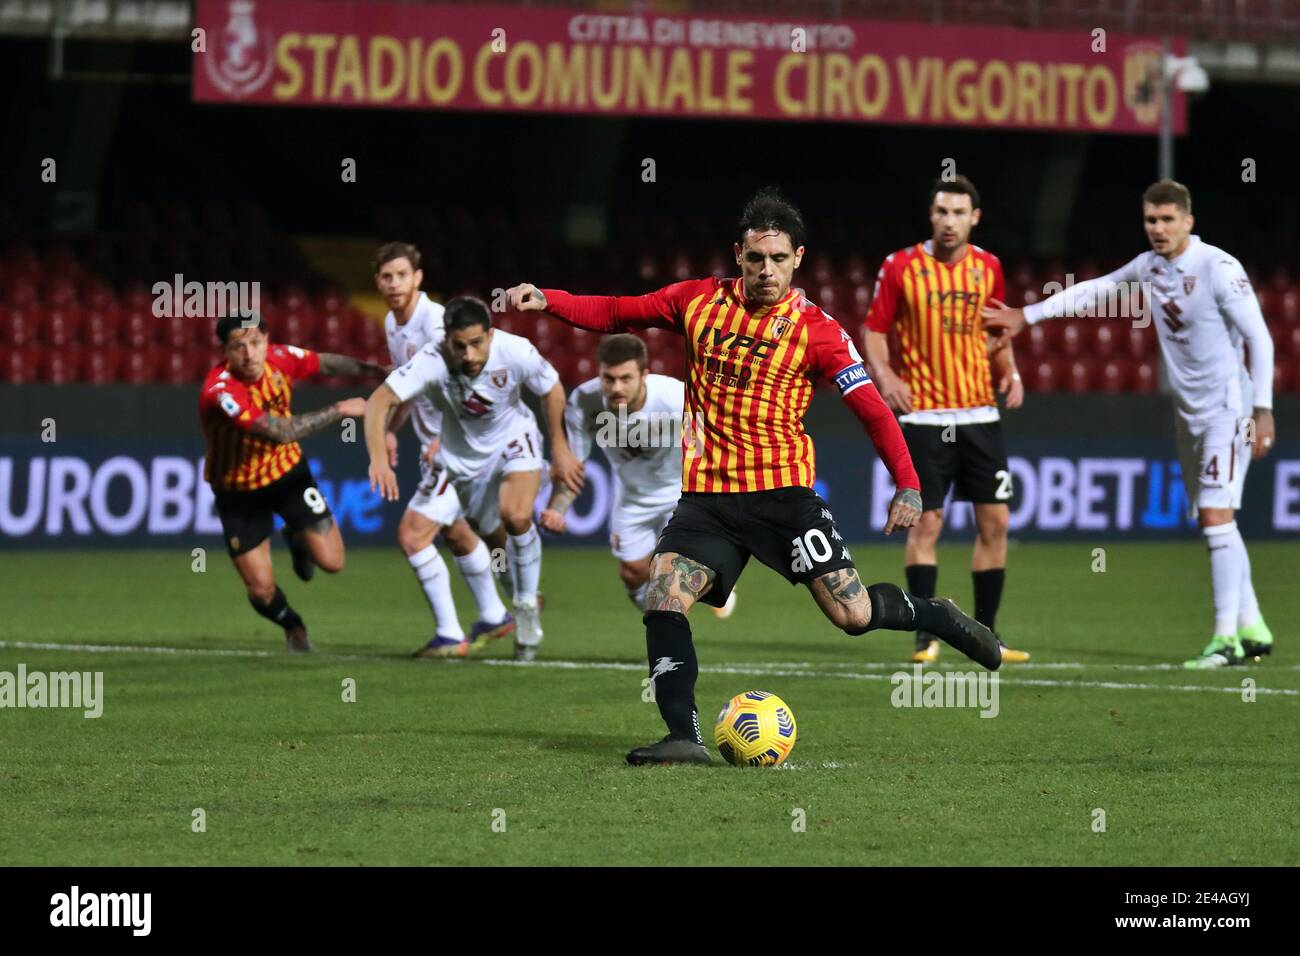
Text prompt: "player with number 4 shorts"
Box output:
[[199, 313, 386, 653], [983, 179, 1277, 669]]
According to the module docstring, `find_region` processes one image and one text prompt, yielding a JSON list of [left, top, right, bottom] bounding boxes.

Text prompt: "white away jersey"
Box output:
[[1025, 235, 1274, 421], [566, 374, 684, 513], [386, 329, 560, 478], [384, 292, 445, 448]]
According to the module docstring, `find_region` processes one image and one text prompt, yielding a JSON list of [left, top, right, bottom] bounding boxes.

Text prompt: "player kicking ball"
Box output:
[[199, 314, 385, 652], [540, 333, 736, 619], [509, 187, 1002, 766], [365, 296, 581, 661], [983, 179, 1276, 669], [374, 243, 516, 658]]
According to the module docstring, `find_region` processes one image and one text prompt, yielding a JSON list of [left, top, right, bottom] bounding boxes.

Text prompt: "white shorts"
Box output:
[[610, 501, 676, 563], [408, 426, 546, 531], [1176, 409, 1250, 513]]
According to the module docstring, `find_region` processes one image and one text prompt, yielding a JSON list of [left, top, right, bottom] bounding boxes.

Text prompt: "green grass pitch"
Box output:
[[1, 541, 1297, 866]]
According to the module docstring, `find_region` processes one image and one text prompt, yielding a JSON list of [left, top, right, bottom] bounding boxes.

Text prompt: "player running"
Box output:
[[374, 243, 515, 658], [508, 187, 1002, 766], [983, 179, 1276, 669], [365, 296, 580, 661], [865, 176, 1030, 665], [199, 313, 385, 652], [539, 333, 736, 619]]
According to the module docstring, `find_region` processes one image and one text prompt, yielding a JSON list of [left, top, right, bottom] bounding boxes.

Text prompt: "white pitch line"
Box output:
[[1, 640, 1295, 697]]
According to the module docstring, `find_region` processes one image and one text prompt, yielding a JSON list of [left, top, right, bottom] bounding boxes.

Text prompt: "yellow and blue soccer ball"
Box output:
[[714, 691, 797, 766]]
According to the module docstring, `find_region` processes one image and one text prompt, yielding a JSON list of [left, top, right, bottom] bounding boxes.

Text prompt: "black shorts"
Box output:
[[655, 487, 855, 608], [903, 420, 1012, 512], [212, 460, 333, 557]]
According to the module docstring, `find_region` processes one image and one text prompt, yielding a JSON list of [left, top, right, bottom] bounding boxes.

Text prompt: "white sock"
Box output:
[[454, 540, 509, 624], [628, 582, 648, 611], [1237, 534, 1261, 630], [1204, 522, 1244, 637], [507, 524, 542, 604], [408, 545, 463, 640]]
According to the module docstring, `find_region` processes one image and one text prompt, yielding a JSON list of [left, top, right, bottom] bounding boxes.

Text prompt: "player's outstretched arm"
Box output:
[[506, 281, 691, 334], [249, 398, 365, 445], [317, 352, 389, 379], [363, 383, 403, 501]]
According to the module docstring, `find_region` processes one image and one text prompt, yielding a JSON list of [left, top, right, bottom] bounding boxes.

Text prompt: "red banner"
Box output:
[[194, 0, 1185, 134]]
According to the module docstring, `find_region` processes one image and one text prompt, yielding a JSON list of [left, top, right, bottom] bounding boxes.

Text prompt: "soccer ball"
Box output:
[[714, 691, 797, 767]]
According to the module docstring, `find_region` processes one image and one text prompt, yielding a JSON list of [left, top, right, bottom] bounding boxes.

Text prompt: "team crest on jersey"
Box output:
[[491, 369, 508, 388], [771, 316, 792, 339], [1182, 276, 1196, 295], [406, 343, 418, 359]]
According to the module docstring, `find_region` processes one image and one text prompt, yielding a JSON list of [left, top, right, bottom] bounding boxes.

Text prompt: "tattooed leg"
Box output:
[[643, 552, 717, 616], [809, 567, 872, 634]]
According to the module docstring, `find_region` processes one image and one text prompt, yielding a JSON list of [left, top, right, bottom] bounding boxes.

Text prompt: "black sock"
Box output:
[[972, 569, 1005, 631], [866, 583, 946, 635], [905, 564, 938, 639], [249, 587, 305, 631], [905, 564, 937, 599], [644, 610, 701, 744]]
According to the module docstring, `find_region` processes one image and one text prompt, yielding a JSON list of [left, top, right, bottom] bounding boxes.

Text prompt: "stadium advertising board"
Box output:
[[3, 441, 1295, 547], [194, 0, 1185, 133]]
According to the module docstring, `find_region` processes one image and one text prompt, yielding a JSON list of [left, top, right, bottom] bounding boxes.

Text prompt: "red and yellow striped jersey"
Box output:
[[543, 277, 917, 494], [865, 242, 1004, 411], [198, 344, 320, 491]]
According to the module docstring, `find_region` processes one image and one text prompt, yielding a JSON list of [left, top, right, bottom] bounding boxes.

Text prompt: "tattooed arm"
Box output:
[[248, 398, 365, 445], [317, 352, 389, 379]]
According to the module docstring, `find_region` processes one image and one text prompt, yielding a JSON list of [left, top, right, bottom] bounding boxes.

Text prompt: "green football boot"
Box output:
[[1238, 618, 1275, 661], [1183, 632, 1246, 669]]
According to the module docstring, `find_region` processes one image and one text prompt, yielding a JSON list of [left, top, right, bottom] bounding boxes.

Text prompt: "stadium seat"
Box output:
[[1066, 358, 1096, 393], [3, 307, 36, 347], [1092, 323, 1119, 358], [1099, 359, 1130, 394], [1280, 291, 1300, 324], [1022, 322, 1054, 358], [124, 350, 162, 385], [1059, 321, 1088, 358], [85, 308, 124, 349], [1125, 323, 1155, 358], [3, 348, 42, 384], [1133, 359, 1159, 394], [41, 310, 80, 349], [85, 350, 123, 385], [41, 350, 81, 385], [1282, 325, 1300, 358], [1026, 357, 1065, 393], [122, 312, 158, 349]]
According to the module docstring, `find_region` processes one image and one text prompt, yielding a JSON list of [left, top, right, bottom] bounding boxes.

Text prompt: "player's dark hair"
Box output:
[[444, 295, 493, 334], [929, 175, 981, 210], [215, 312, 265, 344], [1142, 179, 1192, 213], [373, 241, 421, 273], [597, 333, 647, 370], [738, 186, 806, 251]]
